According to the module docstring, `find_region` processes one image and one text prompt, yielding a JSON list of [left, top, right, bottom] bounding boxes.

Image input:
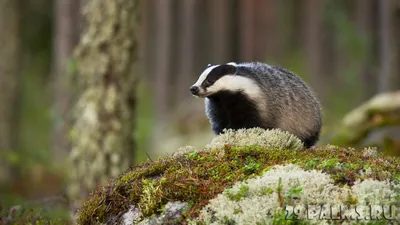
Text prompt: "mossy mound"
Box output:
[[77, 129, 400, 225], [329, 91, 400, 155]]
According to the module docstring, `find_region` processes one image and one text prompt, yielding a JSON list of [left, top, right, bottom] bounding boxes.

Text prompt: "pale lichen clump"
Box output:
[[122, 206, 142, 225], [352, 179, 399, 205], [206, 128, 304, 151], [362, 146, 378, 158], [122, 202, 189, 225], [173, 145, 198, 157], [197, 164, 400, 224]]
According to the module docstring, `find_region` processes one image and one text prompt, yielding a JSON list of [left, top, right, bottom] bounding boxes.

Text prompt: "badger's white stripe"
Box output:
[[227, 62, 237, 66], [193, 65, 220, 87], [207, 75, 263, 101]]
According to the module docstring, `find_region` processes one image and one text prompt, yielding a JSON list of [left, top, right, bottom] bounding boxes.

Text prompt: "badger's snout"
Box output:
[[190, 85, 200, 95]]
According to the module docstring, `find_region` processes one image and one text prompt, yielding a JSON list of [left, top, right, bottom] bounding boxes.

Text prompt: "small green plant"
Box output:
[[187, 151, 200, 160], [321, 158, 339, 170], [346, 193, 358, 205], [305, 158, 319, 169], [263, 187, 274, 195], [285, 186, 303, 199], [243, 162, 261, 174]]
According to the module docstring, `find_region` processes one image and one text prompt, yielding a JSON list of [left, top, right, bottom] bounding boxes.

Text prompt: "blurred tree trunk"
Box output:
[[237, 0, 278, 62], [394, 1, 400, 90], [51, 0, 80, 162], [356, 0, 377, 99], [277, 0, 302, 63], [154, 0, 172, 121], [238, 0, 255, 61], [139, 0, 150, 77], [378, 0, 400, 92], [0, 0, 21, 182], [378, 0, 390, 92], [254, 0, 276, 61], [304, 0, 327, 102], [210, 0, 231, 63], [176, 0, 196, 103], [67, 0, 138, 209]]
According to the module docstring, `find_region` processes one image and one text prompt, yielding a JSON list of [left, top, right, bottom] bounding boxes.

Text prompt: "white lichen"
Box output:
[[196, 164, 400, 225], [136, 201, 189, 225], [362, 146, 378, 158], [352, 179, 398, 205], [172, 145, 198, 157], [325, 144, 340, 151], [122, 205, 142, 225], [205, 128, 304, 151]]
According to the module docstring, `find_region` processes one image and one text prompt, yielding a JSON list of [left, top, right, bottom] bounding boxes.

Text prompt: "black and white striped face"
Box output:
[[190, 62, 262, 98], [190, 62, 251, 97]]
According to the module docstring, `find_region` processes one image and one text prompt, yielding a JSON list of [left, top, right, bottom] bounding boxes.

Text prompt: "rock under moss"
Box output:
[[76, 129, 400, 225], [329, 91, 400, 155]]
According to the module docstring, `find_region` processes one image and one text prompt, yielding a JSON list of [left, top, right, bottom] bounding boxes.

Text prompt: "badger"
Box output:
[[189, 61, 322, 148]]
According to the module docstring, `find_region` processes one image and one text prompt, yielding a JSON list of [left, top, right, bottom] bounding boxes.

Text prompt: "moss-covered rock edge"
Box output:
[[77, 145, 400, 225]]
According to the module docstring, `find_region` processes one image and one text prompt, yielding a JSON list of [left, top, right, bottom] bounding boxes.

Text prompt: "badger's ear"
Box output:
[[206, 64, 212, 68]]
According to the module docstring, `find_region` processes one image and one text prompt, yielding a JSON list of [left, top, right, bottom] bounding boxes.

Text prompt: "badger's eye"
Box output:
[[203, 80, 212, 87]]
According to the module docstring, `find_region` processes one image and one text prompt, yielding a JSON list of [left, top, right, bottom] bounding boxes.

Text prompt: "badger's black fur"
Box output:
[[190, 62, 322, 148], [206, 91, 267, 132]]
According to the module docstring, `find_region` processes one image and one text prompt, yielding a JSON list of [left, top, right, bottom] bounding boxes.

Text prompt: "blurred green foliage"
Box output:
[[135, 80, 155, 164], [0, 204, 69, 225], [18, 69, 52, 167], [1, 0, 393, 221]]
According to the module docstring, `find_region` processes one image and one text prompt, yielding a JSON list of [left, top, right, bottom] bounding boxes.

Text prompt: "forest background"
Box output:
[[0, 0, 399, 222]]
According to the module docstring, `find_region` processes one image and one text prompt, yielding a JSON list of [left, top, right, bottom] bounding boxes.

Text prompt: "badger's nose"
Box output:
[[190, 85, 199, 95]]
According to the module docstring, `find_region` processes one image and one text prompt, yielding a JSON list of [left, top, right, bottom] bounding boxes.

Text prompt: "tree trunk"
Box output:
[[378, 0, 400, 92], [276, 0, 302, 63], [210, 0, 231, 63], [0, 0, 21, 182], [254, 0, 276, 61], [394, 2, 400, 91], [51, 0, 80, 162], [356, 0, 377, 100], [176, 0, 197, 103], [139, 0, 150, 77], [238, 0, 255, 61], [67, 0, 138, 209], [154, 0, 172, 121], [378, 0, 391, 92], [304, 0, 326, 102]]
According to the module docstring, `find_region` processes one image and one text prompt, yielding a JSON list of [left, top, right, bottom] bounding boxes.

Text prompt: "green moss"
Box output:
[[321, 158, 339, 169], [186, 151, 200, 160], [305, 158, 319, 169], [77, 144, 400, 224], [346, 193, 358, 205], [117, 162, 168, 185], [138, 179, 162, 216], [263, 187, 274, 195], [285, 186, 303, 199], [77, 194, 107, 224]]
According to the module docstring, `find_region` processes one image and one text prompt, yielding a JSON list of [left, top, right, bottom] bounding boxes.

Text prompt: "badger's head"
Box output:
[[190, 62, 259, 98]]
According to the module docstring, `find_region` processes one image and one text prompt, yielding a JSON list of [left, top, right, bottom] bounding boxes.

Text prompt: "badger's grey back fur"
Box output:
[[190, 61, 322, 148]]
